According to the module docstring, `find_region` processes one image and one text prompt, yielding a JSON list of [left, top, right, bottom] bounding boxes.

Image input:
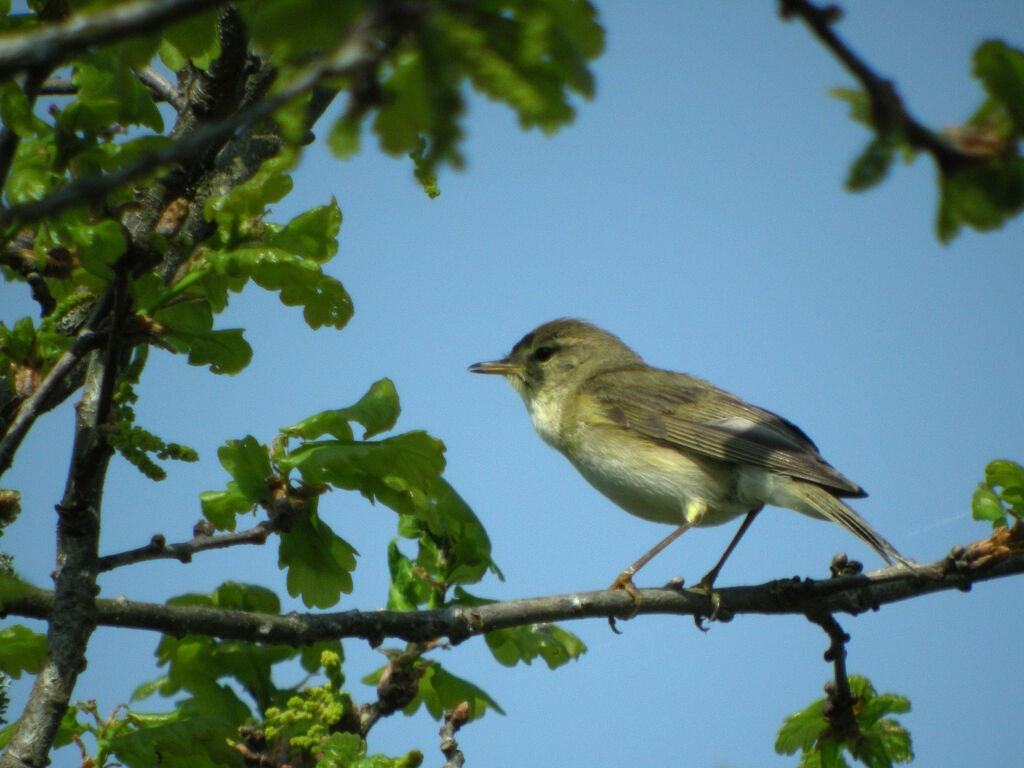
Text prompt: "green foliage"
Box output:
[[403, 662, 504, 719], [136, 583, 344, 719], [0, 625, 46, 679], [364, 660, 504, 721], [831, 40, 1024, 241], [60, 52, 163, 135], [199, 435, 272, 530], [282, 378, 400, 441], [328, 0, 604, 191], [278, 508, 359, 608], [158, 8, 221, 72], [262, 650, 354, 750], [316, 732, 423, 768], [108, 347, 199, 481], [203, 187, 353, 331], [972, 459, 1024, 528], [776, 676, 912, 768]]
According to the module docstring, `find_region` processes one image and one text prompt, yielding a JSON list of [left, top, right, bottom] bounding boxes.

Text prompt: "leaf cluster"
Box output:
[[831, 39, 1024, 241], [776, 675, 912, 768]]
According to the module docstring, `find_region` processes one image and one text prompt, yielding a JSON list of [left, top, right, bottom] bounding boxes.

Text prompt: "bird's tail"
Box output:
[[795, 482, 910, 567]]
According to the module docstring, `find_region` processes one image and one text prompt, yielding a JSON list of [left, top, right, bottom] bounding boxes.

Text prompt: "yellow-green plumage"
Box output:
[[470, 318, 907, 570]]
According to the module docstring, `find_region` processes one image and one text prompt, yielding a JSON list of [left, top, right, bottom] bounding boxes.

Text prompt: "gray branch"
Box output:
[[6, 538, 1024, 648]]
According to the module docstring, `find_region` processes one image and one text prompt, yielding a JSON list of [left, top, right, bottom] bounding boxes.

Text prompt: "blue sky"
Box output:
[[4, 2, 1024, 766]]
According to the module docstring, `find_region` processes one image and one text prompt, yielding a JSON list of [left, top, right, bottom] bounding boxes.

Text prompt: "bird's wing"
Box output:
[[583, 367, 866, 497]]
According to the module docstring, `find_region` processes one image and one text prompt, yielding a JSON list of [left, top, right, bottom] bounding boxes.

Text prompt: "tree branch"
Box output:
[[0, 0, 226, 80], [439, 702, 471, 768], [5, 533, 1023, 648], [97, 521, 275, 572], [778, 0, 975, 172], [0, 12, 380, 231], [0, 288, 113, 479], [0, 274, 129, 768]]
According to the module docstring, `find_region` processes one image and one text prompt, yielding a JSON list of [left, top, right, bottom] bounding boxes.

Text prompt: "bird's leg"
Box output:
[[609, 521, 693, 613], [697, 506, 762, 592]]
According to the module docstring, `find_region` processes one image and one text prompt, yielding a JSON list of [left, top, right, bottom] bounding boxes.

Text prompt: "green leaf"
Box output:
[[217, 436, 272, 503], [386, 540, 430, 611], [328, 114, 361, 159], [4, 137, 57, 204], [937, 157, 1024, 242], [156, 299, 253, 374], [278, 432, 446, 515], [0, 82, 46, 138], [204, 149, 296, 228], [244, 0, 362, 64], [0, 625, 46, 678], [159, 9, 221, 72], [268, 199, 342, 264], [317, 732, 423, 768], [278, 512, 358, 608], [985, 459, 1024, 517], [829, 87, 872, 128], [71, 218, 127, 280], [107, 716, 245, 768], [60, 52, 163, 133], [484, 620, 587, 670], [846, 136, 896, 191], [973, 485, 1007, 528], [282, 378, 400, 441], [139, 585, 297, 716], [404, 662, 504, 720], [974, 40, 1024, 133], [199, 488, 255, 530]]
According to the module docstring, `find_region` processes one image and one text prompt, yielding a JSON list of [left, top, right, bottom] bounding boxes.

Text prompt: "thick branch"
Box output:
[[5, 540, 1024, 648], [779, 0, 974, 171], [0, 277, 129, 768], [0, 0, 225, 80]]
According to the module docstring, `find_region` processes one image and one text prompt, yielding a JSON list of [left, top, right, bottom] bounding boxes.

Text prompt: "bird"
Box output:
[[469, 318, 909, 599]]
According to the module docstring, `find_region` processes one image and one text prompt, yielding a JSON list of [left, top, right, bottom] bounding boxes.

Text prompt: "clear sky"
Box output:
[[4, 2, 1024, 767]]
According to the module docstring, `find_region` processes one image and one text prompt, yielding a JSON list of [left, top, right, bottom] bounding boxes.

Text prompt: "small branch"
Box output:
[[0, 288, 113, 479], [6, 535, 1024, 647], [806, 613, 859, 742], [38, 77, 77, 96], [0, 13, 380, 230], [358, 644, 428, 735], [97, 522, 275, 572], [133, 66, 186, 111], [778, 0, 974, 171], [0, 0, 226, 80], [440, 702, 471, 768]]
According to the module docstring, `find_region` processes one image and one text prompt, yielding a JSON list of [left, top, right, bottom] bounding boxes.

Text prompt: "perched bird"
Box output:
[[469, 318, 908, 596]]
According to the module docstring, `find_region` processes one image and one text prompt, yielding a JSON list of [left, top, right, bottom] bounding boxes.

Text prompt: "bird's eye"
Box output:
[[533, 345, 557, 363]]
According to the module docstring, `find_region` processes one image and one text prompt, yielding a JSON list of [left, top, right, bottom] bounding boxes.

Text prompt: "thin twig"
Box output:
[[97, 521, 275, 571], [778, 0, 973, 171], [806, 612, 859, 742], [0, 0, 226, 79], [440, 702, 471, 768]]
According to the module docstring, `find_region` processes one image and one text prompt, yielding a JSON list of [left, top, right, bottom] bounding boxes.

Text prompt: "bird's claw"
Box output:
[[607, 571, 642, 632], [692, 574, 726, 631]]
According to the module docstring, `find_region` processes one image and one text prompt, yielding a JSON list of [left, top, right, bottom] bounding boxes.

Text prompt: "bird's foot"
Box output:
[[607, 570, 642, 633], [692, 571, 726, 631]]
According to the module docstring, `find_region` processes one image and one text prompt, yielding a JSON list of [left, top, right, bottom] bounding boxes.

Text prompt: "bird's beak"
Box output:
[[468, 359, 523, 376]]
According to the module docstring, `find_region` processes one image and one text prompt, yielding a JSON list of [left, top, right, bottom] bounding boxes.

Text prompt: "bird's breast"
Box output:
[[558, 422, 752, 527]]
